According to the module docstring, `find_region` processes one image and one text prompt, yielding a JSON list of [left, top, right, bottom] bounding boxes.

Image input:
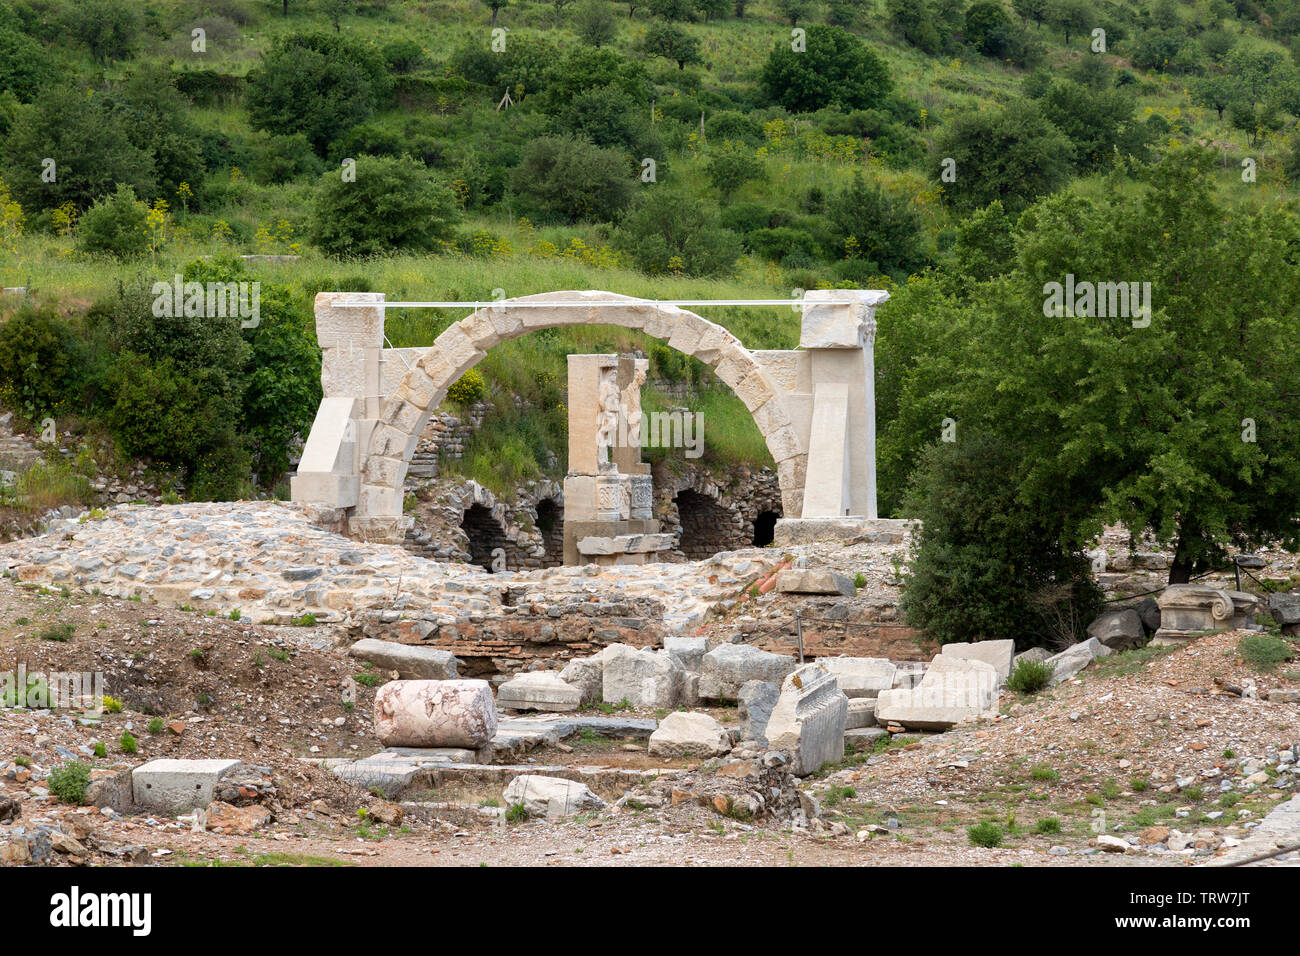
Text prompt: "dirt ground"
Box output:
[[0, 575, 1296, 867]]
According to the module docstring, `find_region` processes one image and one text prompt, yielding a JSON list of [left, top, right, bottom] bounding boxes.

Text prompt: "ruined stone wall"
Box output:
[[403, 478, 565, 570], [409, 403, 489, 479], [361, 596, 665, 677], [653, 463, 783, 559], [741, 597, 937, 661]]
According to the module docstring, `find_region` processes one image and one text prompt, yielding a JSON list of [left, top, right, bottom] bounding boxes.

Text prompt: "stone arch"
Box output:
[[534, 497, 563, 567], [752, 510, 779, 547], [461, 503, 508, 571], [359, 291, 805, 533]]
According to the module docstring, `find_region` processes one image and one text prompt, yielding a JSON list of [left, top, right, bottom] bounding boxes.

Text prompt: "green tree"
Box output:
[[774, 0, 809, 25], [0, 24, 54, 100], [965, 2, 1015, 58], [648, 0, 694, 19], [1012, 0, 1048, 25], [63, 0, 141, 63], [1047, 0, 1090, 44], [923, 149, 1300, 584], [2, 88, 155, 212], [1037, 80, 1147, 170], [246, 33, 391, 155], [929, 99, 1072, 213], [482, 0, 509, 26], [825, 174, 929, 279], [509, 135, 634, 222], [761, 24, 891, 113], [900, 433, 1102, 647], [307, 155, 460, 256], [1189, 74, 1236, 121], [613, 190, 741, 276], [641, 22, 702, 70], [573, 0, 617, 45], [0, 306, 79, 422]]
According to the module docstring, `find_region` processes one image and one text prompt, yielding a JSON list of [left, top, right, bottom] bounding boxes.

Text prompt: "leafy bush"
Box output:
[[147, 717, 165, 734], [308, 155, 459, 257], [48, 761, 91, 804], [75, 185, 150, 259], [967, 822, 1003, 847], [447, 369, 487, 406], [119, 732, 138, 754], [929, 100, 1073, 213], [762, 24, 891, 112], [2, 88, 155, 213], [613, 190, 741, 277], [0, 306, 79, 421], [1007, 658, 1054, 694], [246, 32, 392, 155], [510, 135, 633, 224], [1237, 633, 1294, 673]]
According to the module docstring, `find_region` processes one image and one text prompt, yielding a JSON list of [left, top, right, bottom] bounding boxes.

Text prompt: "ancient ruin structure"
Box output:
[[290, 289, 890, 546], [1153, 583, 1261, 645], [562, 354, 672, 565]]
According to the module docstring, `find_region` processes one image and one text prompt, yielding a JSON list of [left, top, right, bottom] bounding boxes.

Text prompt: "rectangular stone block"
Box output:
[[132, 759, 242, 814], [348, 638, 459, 679], [496, 672, 582, 712], [774, 569, 855, 597], [817, 657, 896, 698], [765, 664, 848, 776], [939, 639, 1016, 684], [845, 697, 877, 729]]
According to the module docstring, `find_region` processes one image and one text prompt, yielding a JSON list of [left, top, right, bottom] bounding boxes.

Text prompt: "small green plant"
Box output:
[[228, 609, 241, 621], [14, 755, 31, 767], [505, 803, 529, 824], [47, 761, 91, 804], [270, 648, 290, 662], [119, 732, 138, 754], [102, 695, 123, 714], [92, 741, 106, 758], [290, 612, 317, 627], [1034, 817, 1061, 834], [38, 622, 74, 642], [1131, 776, 1150, 793], [1007, 658, 1054, 694], [853, 572, 867, 589], [1183, 785, 1204, 802], [354, 672, 383, 688], [147, 717, 165, 734], [1223, 749, 1237, 759], [1030, 765, 1059, 782], [967, 822, 1003, 847], [1237, 633, 1294, 672]]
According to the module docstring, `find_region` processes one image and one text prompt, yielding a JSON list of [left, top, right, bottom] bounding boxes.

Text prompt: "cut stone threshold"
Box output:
[[316, 752, 672, 803], [772, 517, 915, 547], [315, 714, 660, 799]]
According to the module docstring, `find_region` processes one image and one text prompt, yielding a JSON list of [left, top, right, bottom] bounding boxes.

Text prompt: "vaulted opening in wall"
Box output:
[[461, 504, 508, 571], [675, 489, 742, 560], [535, 497, 563, 567], [752, 510, 778, 547]]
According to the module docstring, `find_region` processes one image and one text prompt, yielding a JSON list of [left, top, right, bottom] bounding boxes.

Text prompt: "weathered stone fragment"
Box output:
[[699, 643, 796, 701], [765, 664, 849, 776], [372, 679, 497, 748], [648, 711, 731, 758]]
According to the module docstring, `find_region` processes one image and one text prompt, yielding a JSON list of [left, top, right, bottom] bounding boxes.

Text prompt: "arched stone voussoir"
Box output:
[[361, 290, 804, 526]]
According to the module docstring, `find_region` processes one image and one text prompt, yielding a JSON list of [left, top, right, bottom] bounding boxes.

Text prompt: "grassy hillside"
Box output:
[[2, 0, 1299, 497]]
